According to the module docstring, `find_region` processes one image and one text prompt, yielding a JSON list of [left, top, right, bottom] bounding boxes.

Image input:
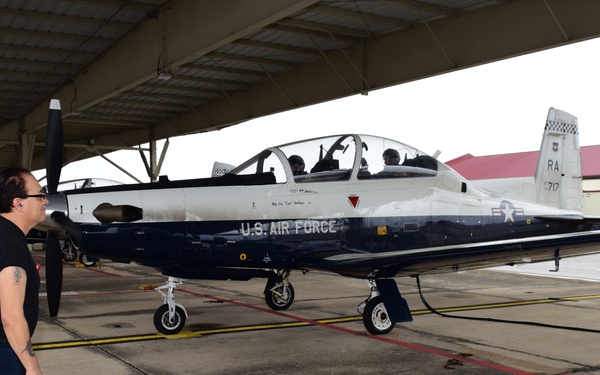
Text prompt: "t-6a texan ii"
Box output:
[[38, 100, 600, 335]]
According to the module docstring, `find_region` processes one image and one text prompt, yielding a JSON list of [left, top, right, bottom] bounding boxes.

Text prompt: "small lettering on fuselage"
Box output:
[[271, 200, 305, 207], [240, 220, 337, 236]]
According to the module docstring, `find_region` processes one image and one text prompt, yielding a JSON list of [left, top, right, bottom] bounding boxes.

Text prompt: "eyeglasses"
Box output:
[[23, 193, 47, 200]]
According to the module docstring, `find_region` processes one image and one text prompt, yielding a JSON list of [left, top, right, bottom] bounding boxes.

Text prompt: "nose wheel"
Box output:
[[154, 304, 186, 335], [153, 277, 188, 335]]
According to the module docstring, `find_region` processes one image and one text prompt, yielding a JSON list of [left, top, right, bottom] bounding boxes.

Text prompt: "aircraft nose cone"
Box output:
[[36, 192, 68, 233]]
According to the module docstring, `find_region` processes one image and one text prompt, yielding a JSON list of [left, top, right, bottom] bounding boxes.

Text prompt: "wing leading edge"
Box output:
[[534, 215, 600, 225]]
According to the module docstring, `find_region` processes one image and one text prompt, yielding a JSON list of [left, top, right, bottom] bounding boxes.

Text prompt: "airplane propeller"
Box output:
[[45, 99, 64, 317]]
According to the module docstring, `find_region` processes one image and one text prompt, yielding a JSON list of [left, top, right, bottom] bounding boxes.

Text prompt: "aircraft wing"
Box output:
[[535, 215, 600, 225], [305, 230, 600, 278]]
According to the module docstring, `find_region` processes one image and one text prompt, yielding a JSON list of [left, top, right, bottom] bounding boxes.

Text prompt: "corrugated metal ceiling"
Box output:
[[0, 0, 499, 125]]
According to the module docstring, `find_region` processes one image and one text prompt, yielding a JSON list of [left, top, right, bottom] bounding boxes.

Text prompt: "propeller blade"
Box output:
[[45, 99, 64, 317], [51, 211, 82, 244], [45, 99, 63, 194], [45, 232, 63, 317]]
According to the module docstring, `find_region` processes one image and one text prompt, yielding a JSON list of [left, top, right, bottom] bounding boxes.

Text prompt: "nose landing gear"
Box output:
[[153, 276, 188, 335]]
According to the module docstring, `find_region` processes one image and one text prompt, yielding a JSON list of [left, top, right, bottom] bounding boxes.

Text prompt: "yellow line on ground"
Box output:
[[33, 333, 165, 350], [169, 321, 314, 338], [33, 294, 600, 351], [411, 294, 600, 315]]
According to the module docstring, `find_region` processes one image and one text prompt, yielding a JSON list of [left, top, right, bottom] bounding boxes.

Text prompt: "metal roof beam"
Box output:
[[209, 52, 298, 69], [104, 98, 191, 111], [122, 90, 207, 104], [0, 26, 114, 45], [277, 18, 374, 39], [232, 39, 319, 56], [139, 83, 223, 96], [64, 0, 163, 12], [0, 57, 81, 69], [181, 63, 265, 78], [62, 118, 149, 128], [0, 43, 96, 58], [381, 0, 460, 16], [309, 4, 412, 28], [0, 8, 132, 30], [264, 24, 358, 43]]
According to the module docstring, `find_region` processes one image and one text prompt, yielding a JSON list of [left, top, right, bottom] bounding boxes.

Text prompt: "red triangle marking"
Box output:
[[348, 195, 360, 208]]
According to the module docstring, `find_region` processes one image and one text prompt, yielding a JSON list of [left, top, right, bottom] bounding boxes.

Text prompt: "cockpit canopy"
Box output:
[[230, 134, 439, 184]]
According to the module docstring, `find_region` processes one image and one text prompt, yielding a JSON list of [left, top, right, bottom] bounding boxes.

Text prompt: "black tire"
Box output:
[[153, 304, 186, 335], [79, 254, 98, 267], [362, 296, 395, 335], [265, 280, 295, 310], [62, 242, 77, 262]]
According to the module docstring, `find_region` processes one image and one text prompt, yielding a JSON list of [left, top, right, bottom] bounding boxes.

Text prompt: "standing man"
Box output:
[[0, 167, 46, 374]]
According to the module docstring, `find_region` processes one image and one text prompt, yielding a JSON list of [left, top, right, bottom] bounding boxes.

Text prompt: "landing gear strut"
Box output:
[[264, 269, 295, 310], [154, 276, 188, 335], [357, 280, 395, 335]]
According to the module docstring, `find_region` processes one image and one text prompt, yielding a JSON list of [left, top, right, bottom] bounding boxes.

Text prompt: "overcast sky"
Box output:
[[34, 37, 600, 184]]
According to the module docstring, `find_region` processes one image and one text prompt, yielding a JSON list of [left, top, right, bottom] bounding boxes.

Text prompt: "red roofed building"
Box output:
[[446, 145, 600, 214]]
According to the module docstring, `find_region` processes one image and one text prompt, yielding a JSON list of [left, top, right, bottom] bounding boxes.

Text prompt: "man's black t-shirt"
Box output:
[[0, 215, 40, 340]]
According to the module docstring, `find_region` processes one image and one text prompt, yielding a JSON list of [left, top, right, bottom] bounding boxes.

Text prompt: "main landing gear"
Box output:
[[357, 279, 413, 335], [357, 280, 395, 335], [264, 269, 295, 310], [152, 270, 296, 335], [60, 239, 99, 267]]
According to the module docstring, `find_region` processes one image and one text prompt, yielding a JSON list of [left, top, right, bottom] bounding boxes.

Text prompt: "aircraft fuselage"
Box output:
[[68, 169, 589, 279]]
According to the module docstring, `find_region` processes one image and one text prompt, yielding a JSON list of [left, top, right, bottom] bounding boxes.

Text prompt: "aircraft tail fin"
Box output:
[[533, 108, 582, 211]]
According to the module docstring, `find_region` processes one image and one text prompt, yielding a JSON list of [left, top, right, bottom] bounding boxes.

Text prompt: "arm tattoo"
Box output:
[[21, 339, 35, 357], [13, 267, 21, 284]]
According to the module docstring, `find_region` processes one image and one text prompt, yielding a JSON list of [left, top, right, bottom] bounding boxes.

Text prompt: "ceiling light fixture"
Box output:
[[157, 70, 172, 80]]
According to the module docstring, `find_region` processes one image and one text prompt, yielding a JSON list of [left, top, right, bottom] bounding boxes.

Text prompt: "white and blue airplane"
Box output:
[[39, 100, 600, 335]]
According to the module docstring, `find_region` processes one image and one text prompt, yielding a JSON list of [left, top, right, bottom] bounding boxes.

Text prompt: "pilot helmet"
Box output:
[[288, 155, 305, 175], [382, 148, 400, 165]]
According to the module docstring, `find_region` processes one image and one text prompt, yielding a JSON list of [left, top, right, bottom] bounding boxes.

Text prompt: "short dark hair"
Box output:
[[0, 167, 32, 213]]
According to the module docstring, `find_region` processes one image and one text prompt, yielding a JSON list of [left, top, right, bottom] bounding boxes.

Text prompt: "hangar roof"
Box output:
[[2, 0, 600, 175], [447, 145, 600, 180]]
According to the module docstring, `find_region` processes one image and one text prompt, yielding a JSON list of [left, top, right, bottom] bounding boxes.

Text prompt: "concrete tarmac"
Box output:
[[31, 251, 600, 375]]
